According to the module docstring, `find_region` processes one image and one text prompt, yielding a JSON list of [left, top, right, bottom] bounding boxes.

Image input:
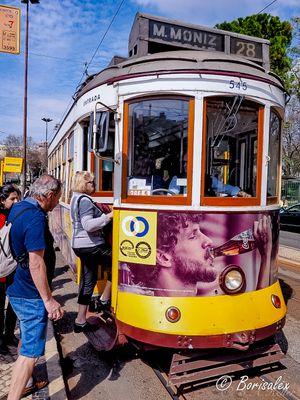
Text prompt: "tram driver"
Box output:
[[168, 153, 251, 197]]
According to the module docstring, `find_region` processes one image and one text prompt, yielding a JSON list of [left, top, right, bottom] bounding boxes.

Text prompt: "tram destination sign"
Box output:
[[0, 5, 20, 54], [128, 14, 268, 66], [149, 20, 224, 52], [149, 19, 263, 61]]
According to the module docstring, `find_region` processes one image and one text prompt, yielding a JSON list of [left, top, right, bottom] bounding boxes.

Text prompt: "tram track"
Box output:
[[259, 374, 299, 400]]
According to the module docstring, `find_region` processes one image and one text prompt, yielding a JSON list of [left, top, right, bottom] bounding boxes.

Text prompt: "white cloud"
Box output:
[[132, 0, 299, 25]]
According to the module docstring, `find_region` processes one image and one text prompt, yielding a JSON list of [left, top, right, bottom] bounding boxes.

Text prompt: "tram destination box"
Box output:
[[128, 12, 270, 69]]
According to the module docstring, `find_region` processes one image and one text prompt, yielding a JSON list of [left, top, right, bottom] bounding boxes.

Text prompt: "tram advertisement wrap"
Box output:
[[118, 210, 279, 297]]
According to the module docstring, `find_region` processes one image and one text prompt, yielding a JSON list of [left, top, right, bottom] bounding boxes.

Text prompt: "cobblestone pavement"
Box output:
[[0, 345, 49, 400], [0, 345, 17, 399]]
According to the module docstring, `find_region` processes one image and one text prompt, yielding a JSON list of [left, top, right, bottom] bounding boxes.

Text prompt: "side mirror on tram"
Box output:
[[89, 110, 109, 153]]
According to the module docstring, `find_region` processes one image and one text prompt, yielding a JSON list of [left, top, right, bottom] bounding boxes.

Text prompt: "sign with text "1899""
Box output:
[[0, 5, 20, 54]]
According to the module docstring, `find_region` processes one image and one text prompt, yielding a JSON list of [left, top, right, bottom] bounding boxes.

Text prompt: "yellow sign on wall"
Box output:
[[3, 157, 23, 173], [119, 210, 157, 265], [0, 5, 20, 54]]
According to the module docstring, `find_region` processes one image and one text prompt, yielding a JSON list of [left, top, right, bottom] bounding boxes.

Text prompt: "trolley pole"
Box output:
[[21, 0, 40, 196]]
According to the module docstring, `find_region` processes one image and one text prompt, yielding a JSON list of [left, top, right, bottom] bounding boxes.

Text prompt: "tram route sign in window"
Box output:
[[0, 5, 20, 54]]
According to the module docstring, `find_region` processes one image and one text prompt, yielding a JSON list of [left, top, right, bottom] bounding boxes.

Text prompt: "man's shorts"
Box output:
[[8, 296, 48, 357]]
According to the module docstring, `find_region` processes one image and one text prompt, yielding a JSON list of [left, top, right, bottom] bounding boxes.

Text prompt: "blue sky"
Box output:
[[0, 0, 299, 144]]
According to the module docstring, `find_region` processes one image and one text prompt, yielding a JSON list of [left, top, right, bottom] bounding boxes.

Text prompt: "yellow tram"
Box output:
[[48, 13, 286, 383]]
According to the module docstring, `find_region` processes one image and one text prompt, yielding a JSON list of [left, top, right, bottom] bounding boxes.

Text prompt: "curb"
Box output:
[[278, 256, 300, 271], [278, 245, 300, 271], [45, 321, 67, 400]]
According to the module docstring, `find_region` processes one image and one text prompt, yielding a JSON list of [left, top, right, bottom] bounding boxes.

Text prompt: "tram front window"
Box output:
[[126, 97, 190, 196], [267, 110, 281, 201], [204, 96, 260, 198]]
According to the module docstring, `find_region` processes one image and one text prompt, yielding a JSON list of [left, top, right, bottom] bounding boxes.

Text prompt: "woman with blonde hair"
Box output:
[[70, 171, 113, 332]]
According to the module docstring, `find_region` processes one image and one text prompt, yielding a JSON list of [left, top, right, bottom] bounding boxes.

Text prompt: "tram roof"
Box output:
[[75, 50, 284, 100]]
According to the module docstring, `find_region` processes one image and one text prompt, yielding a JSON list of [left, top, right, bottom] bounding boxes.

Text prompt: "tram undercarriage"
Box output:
[[84, 309, 285, 387]]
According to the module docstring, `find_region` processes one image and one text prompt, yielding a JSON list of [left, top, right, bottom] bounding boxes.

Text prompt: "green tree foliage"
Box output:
[[215, 13, 293, 83], [283, 18, 300, 178], [282, 96, 300, 177], [288, 18, 300, 100]]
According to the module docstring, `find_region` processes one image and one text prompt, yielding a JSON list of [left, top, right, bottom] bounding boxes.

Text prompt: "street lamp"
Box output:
[[21, 0, 40, 196], [42, 117, 52, 159]]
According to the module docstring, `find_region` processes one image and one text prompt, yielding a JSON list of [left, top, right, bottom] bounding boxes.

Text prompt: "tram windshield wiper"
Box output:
[[211, 95, 244, 148]]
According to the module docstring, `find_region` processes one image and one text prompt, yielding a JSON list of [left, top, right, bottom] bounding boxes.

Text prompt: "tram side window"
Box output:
[[204, 96, 259, 198], [67, 134, 74, 202], [60, 141, 67, 202], [83, 125, 89, 171], [88, 112, 115, 193], [127, 98, 189, 196], [267, 111, 281, 200]]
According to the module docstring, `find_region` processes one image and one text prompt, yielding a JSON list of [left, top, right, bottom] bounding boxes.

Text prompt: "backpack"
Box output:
[[0, 208, 32, 278]]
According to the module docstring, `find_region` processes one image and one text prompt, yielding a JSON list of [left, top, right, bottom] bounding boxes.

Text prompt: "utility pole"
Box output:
[[21, 0, 40, 196]]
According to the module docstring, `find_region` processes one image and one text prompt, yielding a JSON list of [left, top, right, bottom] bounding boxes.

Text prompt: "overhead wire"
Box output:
[[257, 0, 278, 14], [52, 0, 126, 142], [29, 51, 84, 64], [77, 0, 126, 87]]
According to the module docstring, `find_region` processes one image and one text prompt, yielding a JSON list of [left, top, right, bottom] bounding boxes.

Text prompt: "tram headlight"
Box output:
[[165, 306, 181, 323], [219, 265, 246, 294]]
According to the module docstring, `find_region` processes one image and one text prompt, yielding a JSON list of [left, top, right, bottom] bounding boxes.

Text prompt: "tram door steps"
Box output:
[[168, 343, 284, 386], [85, 314, 120, 352]]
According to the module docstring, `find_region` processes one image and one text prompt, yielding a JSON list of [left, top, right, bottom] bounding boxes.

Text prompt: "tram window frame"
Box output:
[[122, 95, 194, 205], [89, 112, 115, 197], [48, 155, 52, 174], [59, 141, 67, 202], [201, 96, 263, 206], [267, 109, 281, 205], [67, 133, 74, 203], [83, 125, 89, 171]]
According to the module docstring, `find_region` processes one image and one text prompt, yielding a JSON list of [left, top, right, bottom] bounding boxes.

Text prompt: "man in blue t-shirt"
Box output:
[[6, 175, 64, 400]]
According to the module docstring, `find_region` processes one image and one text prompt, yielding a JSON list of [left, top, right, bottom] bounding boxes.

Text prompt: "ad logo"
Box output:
[[122, 216, 149, 237], [120, 240, 135, 257]]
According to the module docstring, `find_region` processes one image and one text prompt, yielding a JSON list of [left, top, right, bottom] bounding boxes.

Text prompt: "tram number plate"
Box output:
[[229, 80, 248, 90]]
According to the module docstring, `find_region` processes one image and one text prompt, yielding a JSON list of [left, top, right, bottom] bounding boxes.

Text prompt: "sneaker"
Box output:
[[74, 321, 98, 333], [4, 334, 19, 347]]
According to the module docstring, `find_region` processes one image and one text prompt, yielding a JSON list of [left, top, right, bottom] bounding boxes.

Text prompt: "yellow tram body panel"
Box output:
[[115, 281, 285, 336]]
